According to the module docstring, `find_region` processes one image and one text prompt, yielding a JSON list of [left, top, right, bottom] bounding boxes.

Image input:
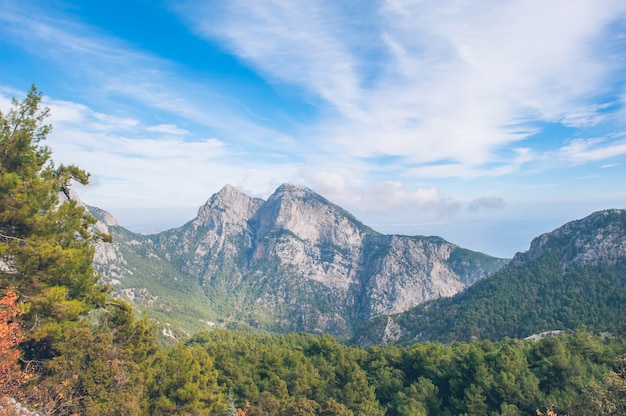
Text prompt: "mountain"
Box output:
[[90, 184, 507, 339], [355, 209, 626, 345]]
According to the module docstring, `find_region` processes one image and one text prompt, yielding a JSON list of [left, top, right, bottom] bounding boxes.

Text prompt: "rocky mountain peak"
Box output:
[[87, 205, 120, 228], [211, 183, 253, 206], [274, 183, 312, 196], [218, 183, 241, 196], [255, 183, 368, 245], [509, 209, 626, 269], [192, 184, 264, 232]]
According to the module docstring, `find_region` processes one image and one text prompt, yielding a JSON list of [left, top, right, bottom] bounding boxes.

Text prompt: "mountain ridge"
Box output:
[[90, 183, 507, 339], [508, 208, 626, 270], [355, 208, 626, 345]]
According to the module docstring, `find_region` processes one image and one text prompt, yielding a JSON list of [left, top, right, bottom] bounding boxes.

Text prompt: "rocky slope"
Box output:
[[355, 209, 626, 345], [91, 184, 507, 338], [508, 208, 626, 269]]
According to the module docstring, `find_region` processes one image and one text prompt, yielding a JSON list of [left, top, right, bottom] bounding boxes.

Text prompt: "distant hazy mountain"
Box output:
[[355, 209, 626, 345], [90, 183, 506, 339]]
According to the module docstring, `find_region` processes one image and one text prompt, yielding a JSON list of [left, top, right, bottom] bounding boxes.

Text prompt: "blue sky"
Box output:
[[2, 0, 626, 258]]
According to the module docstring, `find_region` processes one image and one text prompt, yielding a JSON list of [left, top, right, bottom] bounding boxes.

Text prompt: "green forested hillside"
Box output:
[[97, 223, 222, 339], [356, 235, 626, 345]]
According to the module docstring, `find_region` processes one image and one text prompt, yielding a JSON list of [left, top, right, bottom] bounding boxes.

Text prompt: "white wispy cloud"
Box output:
[[47, 100, 140, 130], [306, 172, 467, 217], [178, 1, 368, 114], [145, 124, 190, 136], [557, 137, 626, 164], [178, 0, 626, 174], [468, 196, 505, 212], [167, 0, 626, 231], [0, 89, 300, 220], [0, 1, 295, 149], [48, 123, 304, 211], [0, 1, 309, 215], [559, 104, 613, 128]]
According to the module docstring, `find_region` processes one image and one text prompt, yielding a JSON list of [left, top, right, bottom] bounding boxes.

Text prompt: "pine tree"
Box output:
[[0, 86, 156, 415], [0, 85, 107, 354], [146, 344, 225, 415]]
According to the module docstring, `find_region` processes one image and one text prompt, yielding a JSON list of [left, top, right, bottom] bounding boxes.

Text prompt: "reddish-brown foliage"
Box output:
[[0, 289, 33, 413], [237, 401, 251, 416]]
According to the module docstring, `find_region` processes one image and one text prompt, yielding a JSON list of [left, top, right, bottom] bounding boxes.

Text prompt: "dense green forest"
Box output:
[[1, 87, 626, 415], [183, 329, 626, 416]]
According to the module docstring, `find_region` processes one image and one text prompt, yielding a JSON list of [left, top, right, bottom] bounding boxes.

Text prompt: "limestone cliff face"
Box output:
[[192, 183, 264, 235], [88, 205, 129, 285], [149, 184, 264, 282], [249, 184, 368, 301], [90, 184, 507, 337], [360, 235, 466, 316]]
